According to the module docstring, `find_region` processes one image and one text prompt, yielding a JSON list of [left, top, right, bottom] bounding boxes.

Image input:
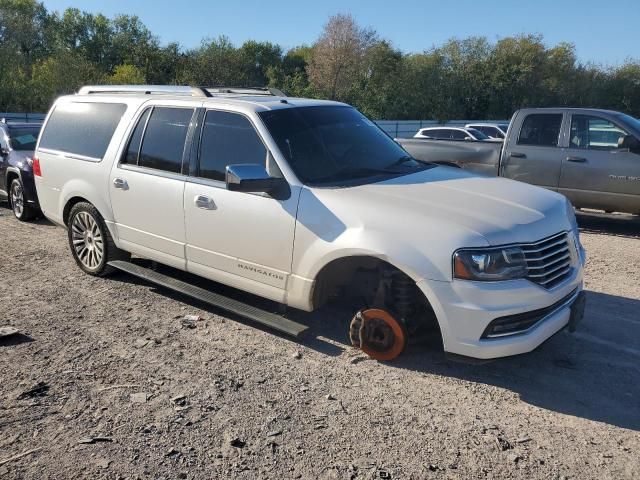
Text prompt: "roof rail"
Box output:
[[77, 85, 209, 97], [77, 85, 287, 98]]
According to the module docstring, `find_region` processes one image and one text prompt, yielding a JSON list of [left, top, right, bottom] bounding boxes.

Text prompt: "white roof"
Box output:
[[72, 85, 347, 112]]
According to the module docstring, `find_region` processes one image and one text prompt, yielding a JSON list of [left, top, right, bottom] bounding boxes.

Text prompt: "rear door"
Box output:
[[502, 112, 566, 190], [109, 102, 197, 269], [559, 113, 640, 212]]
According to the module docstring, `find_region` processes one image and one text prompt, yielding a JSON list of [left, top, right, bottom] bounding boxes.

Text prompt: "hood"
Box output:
[[313, 166, 570, 247]]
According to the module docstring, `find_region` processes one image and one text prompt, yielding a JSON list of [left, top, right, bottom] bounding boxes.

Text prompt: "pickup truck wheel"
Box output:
[[9, 178, 37, 221], [67, 202, 129, 276]]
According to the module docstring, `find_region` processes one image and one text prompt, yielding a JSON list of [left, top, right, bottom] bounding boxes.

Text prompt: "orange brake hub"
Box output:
[[349, 308, 406, 361]]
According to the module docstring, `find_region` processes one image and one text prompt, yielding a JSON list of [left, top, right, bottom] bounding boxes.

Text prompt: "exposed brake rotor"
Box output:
[[349, 308, 406, 361]]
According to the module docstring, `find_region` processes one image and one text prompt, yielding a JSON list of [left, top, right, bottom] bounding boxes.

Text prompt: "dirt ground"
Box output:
[[1, 206, 639, 480]]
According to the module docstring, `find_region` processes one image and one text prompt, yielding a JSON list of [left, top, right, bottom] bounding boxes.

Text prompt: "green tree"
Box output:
[[105, 63, 145, 84]]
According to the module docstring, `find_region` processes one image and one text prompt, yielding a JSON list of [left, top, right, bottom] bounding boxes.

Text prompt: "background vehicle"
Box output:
[[34, 86, 584, 361], [414, 126, 500, 142], [465, 122, 510, 139], [0, 120, 43, 220], [399, 108, 640, 215]]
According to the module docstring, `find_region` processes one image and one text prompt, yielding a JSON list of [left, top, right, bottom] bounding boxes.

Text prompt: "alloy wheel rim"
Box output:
[[71, 212, 104, 269], [11, 182, 24, 218]]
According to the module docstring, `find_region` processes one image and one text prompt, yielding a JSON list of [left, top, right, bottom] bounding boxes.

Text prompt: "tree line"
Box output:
[[1, 1, 639, 120]]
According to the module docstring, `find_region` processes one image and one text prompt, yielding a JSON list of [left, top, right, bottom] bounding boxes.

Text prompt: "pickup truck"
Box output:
[[398, 108, 640, 215]]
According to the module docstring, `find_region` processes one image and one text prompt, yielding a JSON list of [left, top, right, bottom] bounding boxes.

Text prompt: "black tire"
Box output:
[[9, 178, 37, 221], [67, 202, 129, 276]]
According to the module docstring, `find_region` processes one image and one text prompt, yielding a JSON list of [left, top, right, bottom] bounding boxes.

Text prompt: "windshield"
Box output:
[[466, 128, 490, 140], [498, 124, 509, 132], [258, 106, 433, 186], [8, 126, 41, 151], [614, 113, 640, 135]]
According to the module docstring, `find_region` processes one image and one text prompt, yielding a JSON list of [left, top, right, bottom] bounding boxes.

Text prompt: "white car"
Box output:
[[414, 126, 500, 142], [34, 85, 586, 360], [465, 123, 510, 139]]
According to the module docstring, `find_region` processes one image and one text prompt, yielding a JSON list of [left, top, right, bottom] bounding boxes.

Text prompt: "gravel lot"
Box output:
[[1, 206, 639, 479]]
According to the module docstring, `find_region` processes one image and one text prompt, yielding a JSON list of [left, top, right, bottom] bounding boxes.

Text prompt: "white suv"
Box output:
[[34, 85, 586, 360]]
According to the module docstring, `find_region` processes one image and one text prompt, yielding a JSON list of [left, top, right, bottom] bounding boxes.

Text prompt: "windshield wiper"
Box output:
[[313, 167, 397, 184]]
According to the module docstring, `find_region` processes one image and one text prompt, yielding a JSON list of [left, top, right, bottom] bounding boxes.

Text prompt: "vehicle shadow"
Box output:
[[109, 261, 640, 430], [577, 210, 640, 239], [310, 289, 640, 432]]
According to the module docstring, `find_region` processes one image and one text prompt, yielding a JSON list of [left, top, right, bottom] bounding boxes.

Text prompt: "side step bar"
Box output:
[[108, 260, 308, 338]]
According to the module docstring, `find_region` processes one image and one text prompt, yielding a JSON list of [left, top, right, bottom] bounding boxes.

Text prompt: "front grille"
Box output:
[[522, 232, 573, 289]]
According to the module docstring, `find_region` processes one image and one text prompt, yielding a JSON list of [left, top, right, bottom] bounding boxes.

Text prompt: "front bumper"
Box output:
[[417, 242, 586, 359]]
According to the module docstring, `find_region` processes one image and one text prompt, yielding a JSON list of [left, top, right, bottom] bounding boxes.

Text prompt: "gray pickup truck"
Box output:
[[398, 108, 640, 215]]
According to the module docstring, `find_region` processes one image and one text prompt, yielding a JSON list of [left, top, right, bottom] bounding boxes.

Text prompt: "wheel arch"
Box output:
[[61, 192, 118, 242], [5, 166, 22, 192]]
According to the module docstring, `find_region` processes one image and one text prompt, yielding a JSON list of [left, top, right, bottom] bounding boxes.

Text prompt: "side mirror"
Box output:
[[618, 134, 640, 154], [0, 146, 8, 156], [225, 164, 290, 200], [464, 136, 473, 141]]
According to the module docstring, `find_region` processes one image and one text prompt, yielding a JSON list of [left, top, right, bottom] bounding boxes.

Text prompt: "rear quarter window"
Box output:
[[39, 102, 127, 160]]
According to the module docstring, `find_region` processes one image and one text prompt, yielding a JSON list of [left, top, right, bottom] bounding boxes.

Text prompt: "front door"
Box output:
[[184, 109, 299, 303], [502, 112, 565, 190], [109, 104, 196, 269], [559, 113, 640, 213]]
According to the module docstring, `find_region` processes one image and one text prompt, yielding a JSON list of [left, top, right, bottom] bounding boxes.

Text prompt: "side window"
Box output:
[[122, 108, 151, 165], [39, 102, 126, 159], [570, 115, 628, 150], [451, 129, 467, 140], [518, 114, 563, 147], [138, 107, 193, 174], [198, 110, 267, 182]]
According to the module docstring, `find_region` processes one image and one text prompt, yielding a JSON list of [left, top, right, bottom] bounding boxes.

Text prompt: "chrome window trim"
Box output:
[[118, 163, 187, 182], [185, 175, 270, 198], [37, 147, 102, 163]]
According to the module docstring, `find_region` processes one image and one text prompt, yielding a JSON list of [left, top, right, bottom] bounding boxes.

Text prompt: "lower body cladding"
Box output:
[[417, 261, 585, 360]]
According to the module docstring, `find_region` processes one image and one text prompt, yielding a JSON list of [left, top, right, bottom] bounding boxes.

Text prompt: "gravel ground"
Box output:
[[0, 206, 639, 480]]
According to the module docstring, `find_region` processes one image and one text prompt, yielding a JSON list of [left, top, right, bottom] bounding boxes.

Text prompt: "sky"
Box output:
[[42, 0, 640, 66]]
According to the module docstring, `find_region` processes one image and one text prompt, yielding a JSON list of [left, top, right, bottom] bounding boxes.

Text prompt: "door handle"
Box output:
[[113, 178, 128, 190], [194, 195, 216, 210], [566, 156, 586, 163], [510, 152, 526, 158]]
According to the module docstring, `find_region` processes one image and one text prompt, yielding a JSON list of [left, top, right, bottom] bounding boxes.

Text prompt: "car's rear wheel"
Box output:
[[67, 202, 129, 276], [9, 178, 37, 221]]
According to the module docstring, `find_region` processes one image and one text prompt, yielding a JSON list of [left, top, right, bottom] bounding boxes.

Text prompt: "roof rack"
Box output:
[[77, 85, 286, 97]]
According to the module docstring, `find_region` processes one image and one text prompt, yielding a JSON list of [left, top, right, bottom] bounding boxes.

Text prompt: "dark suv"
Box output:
[[0, 121, 43, 221]]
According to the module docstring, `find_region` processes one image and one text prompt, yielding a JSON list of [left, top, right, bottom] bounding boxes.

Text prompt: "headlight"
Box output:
[[453, 247, 528, 281]]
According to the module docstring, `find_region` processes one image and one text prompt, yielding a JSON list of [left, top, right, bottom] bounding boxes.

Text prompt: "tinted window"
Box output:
[[570, 115, 628, 150], [518, 114, 563, 147], [259, 106, 433, 187], [39, 102, 126, 159], [138, 107, 193, 173], [426, 129, 450, 139], [451, 129, 467, 140], [8, 126, 41, 150], [198, 111, 267, 181], [122, 108, 151, 165]]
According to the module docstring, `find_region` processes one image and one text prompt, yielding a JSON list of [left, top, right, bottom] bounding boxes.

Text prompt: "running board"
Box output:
[[107, 260, 308, 338]]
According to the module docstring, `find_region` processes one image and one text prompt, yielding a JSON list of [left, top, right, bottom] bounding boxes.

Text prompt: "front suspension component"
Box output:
[[349, 308, 407, 361]]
